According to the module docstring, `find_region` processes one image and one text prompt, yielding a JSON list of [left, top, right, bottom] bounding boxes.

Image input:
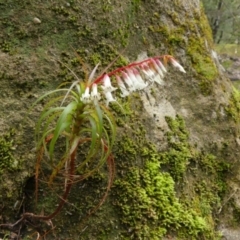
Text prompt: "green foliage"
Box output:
[[0, 130, 18, 173], [202, 0, 240, 43], [34, 81, 116, 185], [225, 87, 240, 123], [215, 44, 240, 56]]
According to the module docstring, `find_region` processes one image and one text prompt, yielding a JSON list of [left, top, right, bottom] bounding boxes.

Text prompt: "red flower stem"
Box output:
[[92, 55, 170, 85], [22, 148, 77, 221]]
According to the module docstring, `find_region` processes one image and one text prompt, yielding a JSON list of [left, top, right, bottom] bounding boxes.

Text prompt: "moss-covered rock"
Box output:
[[0, 0, 239, 239], [111, 114, 227, 239]]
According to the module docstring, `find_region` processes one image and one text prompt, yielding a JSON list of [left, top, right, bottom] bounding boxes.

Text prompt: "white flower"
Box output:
[[101, 74, 117, 92], [155, 59, 167, 73], [91, 83, 101, 103], [150, 59, 164, 78], [133, 68, 148, 89], [104, 91, 116, 106], [146, 60, 164, 85], [116, 75, 130, 97], [121, 71, 136, 92], [140, 62, 164, 85], [170, 58, 186, 73], [153, 75, 164, 85], [127, 68, 148, 90], [140, 63, 157, 82], [80, 87, 91, 103]]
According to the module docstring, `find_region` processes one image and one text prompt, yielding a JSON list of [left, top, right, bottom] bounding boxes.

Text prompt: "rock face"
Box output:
[[0, 0, 240, 239], [220, 55, 240, 81]]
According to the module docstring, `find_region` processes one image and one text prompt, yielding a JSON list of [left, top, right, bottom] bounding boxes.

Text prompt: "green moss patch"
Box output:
[[0, 130, 18, 174], [225, 87, 240, 123], [112, 115, 227, 239], [114, 161, 209, 239]]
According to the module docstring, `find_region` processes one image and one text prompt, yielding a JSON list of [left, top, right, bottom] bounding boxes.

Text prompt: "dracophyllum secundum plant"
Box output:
[[0, 54, 186, 231]]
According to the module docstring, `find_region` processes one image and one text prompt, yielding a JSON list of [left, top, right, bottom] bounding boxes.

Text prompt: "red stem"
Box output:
[[23, 149, 76, 221]]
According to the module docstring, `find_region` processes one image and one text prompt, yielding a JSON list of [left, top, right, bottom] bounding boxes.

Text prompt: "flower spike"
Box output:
[[80, 54, 186, 106]]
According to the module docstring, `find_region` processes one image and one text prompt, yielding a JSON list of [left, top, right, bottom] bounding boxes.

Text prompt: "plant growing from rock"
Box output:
[[0, 54, 185, 235]]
